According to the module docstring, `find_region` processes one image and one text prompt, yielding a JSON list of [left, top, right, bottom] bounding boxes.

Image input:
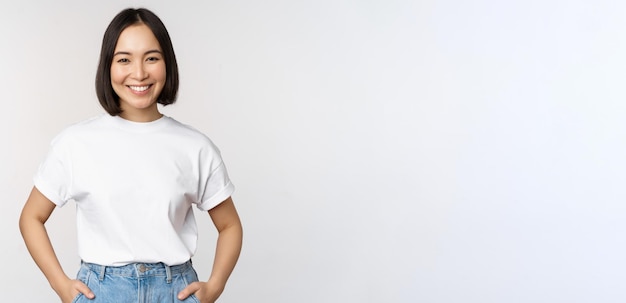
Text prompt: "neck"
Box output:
[[119, 106, 163, 122]]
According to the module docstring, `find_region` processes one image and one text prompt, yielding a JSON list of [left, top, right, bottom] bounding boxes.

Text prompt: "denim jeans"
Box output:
[[71, 260, 199, 303]]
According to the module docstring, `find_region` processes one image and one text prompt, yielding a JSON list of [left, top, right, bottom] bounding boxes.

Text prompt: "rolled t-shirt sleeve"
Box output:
[[197, 161, 235, 211], [194, 136, 235, 211], [33, 138, 72, 207]]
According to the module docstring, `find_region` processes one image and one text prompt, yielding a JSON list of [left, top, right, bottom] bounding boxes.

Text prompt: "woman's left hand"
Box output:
[[177, 279, 225, 303]]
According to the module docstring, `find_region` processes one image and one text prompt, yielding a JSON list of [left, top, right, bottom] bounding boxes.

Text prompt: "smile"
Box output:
[[128, 85, 151, 92]]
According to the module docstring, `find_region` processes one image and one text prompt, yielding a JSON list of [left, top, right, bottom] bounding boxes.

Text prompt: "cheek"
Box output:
[[153, 64, 167, 82], [110, 66, 125, 85]]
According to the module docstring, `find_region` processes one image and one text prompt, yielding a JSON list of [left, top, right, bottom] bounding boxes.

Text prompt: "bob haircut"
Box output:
[[96, 8, 179, 116]]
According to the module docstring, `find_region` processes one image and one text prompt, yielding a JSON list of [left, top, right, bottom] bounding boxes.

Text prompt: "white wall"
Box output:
[[2, 0, 625, 302]]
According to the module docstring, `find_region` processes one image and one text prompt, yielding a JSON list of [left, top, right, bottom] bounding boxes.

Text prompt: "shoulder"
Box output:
[[49, 114, 108, 146], [163, 116, 219, 149]]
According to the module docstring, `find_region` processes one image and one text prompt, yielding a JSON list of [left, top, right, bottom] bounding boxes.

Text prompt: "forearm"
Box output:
[[209, 221, 243, 285], [186, 197, 242, 302], [19, 213, 70, 293]]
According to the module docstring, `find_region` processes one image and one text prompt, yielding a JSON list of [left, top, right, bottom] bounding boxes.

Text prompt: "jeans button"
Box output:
[[138, 265, 147, 272]]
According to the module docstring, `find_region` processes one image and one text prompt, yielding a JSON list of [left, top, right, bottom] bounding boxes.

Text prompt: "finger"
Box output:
[[74, 280, 95, 299], [177, 282, 201, 300]]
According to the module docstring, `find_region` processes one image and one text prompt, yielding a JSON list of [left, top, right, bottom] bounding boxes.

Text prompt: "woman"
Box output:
[[19, 8, 242, 303]]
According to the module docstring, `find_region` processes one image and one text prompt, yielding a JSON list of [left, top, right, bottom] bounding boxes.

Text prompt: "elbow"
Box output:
[[18, 209, 30, 237], [18, 205, 48, 236]]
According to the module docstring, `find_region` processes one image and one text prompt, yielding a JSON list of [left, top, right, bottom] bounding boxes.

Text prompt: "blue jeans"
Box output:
[[72, 260, 199, 303]]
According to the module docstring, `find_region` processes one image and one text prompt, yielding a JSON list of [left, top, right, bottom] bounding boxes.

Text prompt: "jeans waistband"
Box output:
[[81, 260, 192, 282]]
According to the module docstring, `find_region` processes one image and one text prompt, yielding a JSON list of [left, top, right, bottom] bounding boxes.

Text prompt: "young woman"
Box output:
[[19, 8, 242, 303]]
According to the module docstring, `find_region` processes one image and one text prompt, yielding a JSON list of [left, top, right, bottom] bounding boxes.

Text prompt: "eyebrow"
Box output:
[[113, 49, 162, 57]]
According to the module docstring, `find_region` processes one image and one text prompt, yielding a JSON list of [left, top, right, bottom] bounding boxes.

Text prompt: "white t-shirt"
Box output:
[[34, 114, 234, 266]]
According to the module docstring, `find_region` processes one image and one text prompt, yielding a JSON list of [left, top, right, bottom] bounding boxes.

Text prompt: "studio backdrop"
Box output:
[[1, 0, 624, 302]]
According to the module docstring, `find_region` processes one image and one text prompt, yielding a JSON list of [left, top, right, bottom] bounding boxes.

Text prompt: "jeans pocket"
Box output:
[[188, 294, 200, 303], [71, 265, 92, 303], [178, 266, 200, 302], [71, 293, 84, 303]]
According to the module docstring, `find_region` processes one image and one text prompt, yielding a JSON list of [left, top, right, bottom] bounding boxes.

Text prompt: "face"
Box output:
[[111, 23, 166, 121]]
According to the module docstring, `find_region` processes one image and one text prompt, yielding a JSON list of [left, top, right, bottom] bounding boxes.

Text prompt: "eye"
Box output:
[[116, 58, 130, 63], [146, 57, 160, 62]]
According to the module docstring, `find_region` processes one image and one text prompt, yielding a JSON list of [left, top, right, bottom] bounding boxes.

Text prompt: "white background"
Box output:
[[2, 0, 625, 302]]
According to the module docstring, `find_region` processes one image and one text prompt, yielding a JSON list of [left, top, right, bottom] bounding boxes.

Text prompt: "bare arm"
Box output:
[[19, 187, 94, 303], [178, 197, 243, 302]]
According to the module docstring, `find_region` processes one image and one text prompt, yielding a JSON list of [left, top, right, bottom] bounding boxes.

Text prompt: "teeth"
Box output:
[[129, 85, 150, 92]]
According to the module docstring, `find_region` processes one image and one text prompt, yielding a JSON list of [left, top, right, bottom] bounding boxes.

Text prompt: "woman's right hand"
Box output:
[[56, 278, 95, 303]]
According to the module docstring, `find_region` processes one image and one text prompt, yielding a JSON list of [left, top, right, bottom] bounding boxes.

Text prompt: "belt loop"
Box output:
[[99, 264, 106, 281], [165, 263, 172, 284]]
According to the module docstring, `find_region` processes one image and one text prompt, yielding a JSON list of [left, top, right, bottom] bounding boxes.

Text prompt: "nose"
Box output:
[[131, 61, 148, 80]]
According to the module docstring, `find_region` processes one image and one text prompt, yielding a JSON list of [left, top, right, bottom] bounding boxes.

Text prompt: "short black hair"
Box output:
[[95, 8, 179, 116]]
